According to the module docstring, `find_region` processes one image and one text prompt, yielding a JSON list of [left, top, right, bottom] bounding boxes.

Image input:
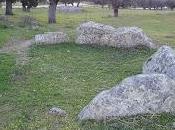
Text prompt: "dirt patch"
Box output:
[[0, 40, 33, 65]]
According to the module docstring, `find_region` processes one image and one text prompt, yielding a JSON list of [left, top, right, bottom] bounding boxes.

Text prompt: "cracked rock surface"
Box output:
[[78, 74, 175, 121], [143, 46, 175, 79], [76, 21, 155, 48]]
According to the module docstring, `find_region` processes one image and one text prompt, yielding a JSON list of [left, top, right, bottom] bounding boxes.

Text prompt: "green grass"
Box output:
[[0, 54, 15, 92], [0, 53, 16, 129], [0, 43, 156, 129], [1, 7, 175, 130]]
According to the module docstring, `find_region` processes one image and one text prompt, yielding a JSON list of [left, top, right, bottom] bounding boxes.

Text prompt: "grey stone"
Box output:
[[48, 107, 67, 117], [58, 6, 82, 13], [78, 74, 175, 121], [76, 21, 155, 48], [34, 32, 69, 45], [143, 46, 175, 79]]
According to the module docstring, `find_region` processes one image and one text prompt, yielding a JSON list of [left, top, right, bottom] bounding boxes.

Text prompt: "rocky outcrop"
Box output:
[[78, 74, 175, 121], [76, 21, 155, 48], [34, 32, 69, 45], [143, 46, 175, 79]]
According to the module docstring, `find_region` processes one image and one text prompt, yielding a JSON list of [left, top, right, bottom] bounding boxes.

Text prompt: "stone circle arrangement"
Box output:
[[34, 22, 175, 122], [34, 21, 156, 48]]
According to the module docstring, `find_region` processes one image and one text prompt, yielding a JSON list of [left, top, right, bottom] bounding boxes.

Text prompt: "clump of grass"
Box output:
[[18, 15, 40, 30], [81, 113, 175, 130], [0, 53, 15, 93], [0, 16, 14, 29]]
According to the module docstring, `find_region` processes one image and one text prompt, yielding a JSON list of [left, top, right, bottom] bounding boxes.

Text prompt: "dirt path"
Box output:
[[0, 39, 33, 65]]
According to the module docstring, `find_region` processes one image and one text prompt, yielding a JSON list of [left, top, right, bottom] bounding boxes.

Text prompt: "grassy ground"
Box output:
[[0, 54, 14, 92], [1, 7, 175, 130], [1, 44, 155, 130]]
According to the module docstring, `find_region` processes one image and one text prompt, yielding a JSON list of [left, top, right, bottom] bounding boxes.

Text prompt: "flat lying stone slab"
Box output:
[[78, 74, 175, 121], [58, 6, 82, 13], [76, 21, 155, 48], [34, 32, 69, 45]]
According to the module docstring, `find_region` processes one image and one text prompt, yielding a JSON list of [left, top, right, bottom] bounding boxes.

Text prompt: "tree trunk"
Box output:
[[22, 6, 27, 11], [48, 0, 57, 24], [77, 2, 80, 7], [101, 4, 104, 8], [27, 6, 31, 12], [22, 3, 27, 11], [5, 0, 13, 15], [113, 8, 118, 17], [112, 0, 119, 17]]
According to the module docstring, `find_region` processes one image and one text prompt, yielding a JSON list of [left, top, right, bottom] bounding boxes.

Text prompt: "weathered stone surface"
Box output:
[[34, 32, 69, 45], [58, 6, 82, 13], [78, 74, 175, 121], [48, 107, 67, 117], [143, 46, 175, 79], [76, 21, 155, 48]]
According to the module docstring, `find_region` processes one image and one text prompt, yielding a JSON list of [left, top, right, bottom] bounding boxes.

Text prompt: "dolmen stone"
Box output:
[[76, 21, 155, 48], [143, 46, 175, 79], [78, 74, 175, 121], [34, 32, 69, 45]]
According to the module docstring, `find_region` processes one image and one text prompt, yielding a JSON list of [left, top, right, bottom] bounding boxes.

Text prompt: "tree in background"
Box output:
[[21, 0, 38, 12], [0, 0, 2, 8], [166, 0, 175, 10], [48, 0, 59, 23], [5, 0, 16, 15], [90, 0, 131, 17], [60, 0, 73, 6], [60, 0, 81, 7], [111, 0, 120, 17]]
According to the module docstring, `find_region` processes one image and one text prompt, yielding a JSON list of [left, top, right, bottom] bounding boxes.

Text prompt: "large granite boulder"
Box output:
[[78, 74, 175, 121], [143, 46, 175, 79], [76, 21, 155, 48], [34, 32, 69, 45]]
